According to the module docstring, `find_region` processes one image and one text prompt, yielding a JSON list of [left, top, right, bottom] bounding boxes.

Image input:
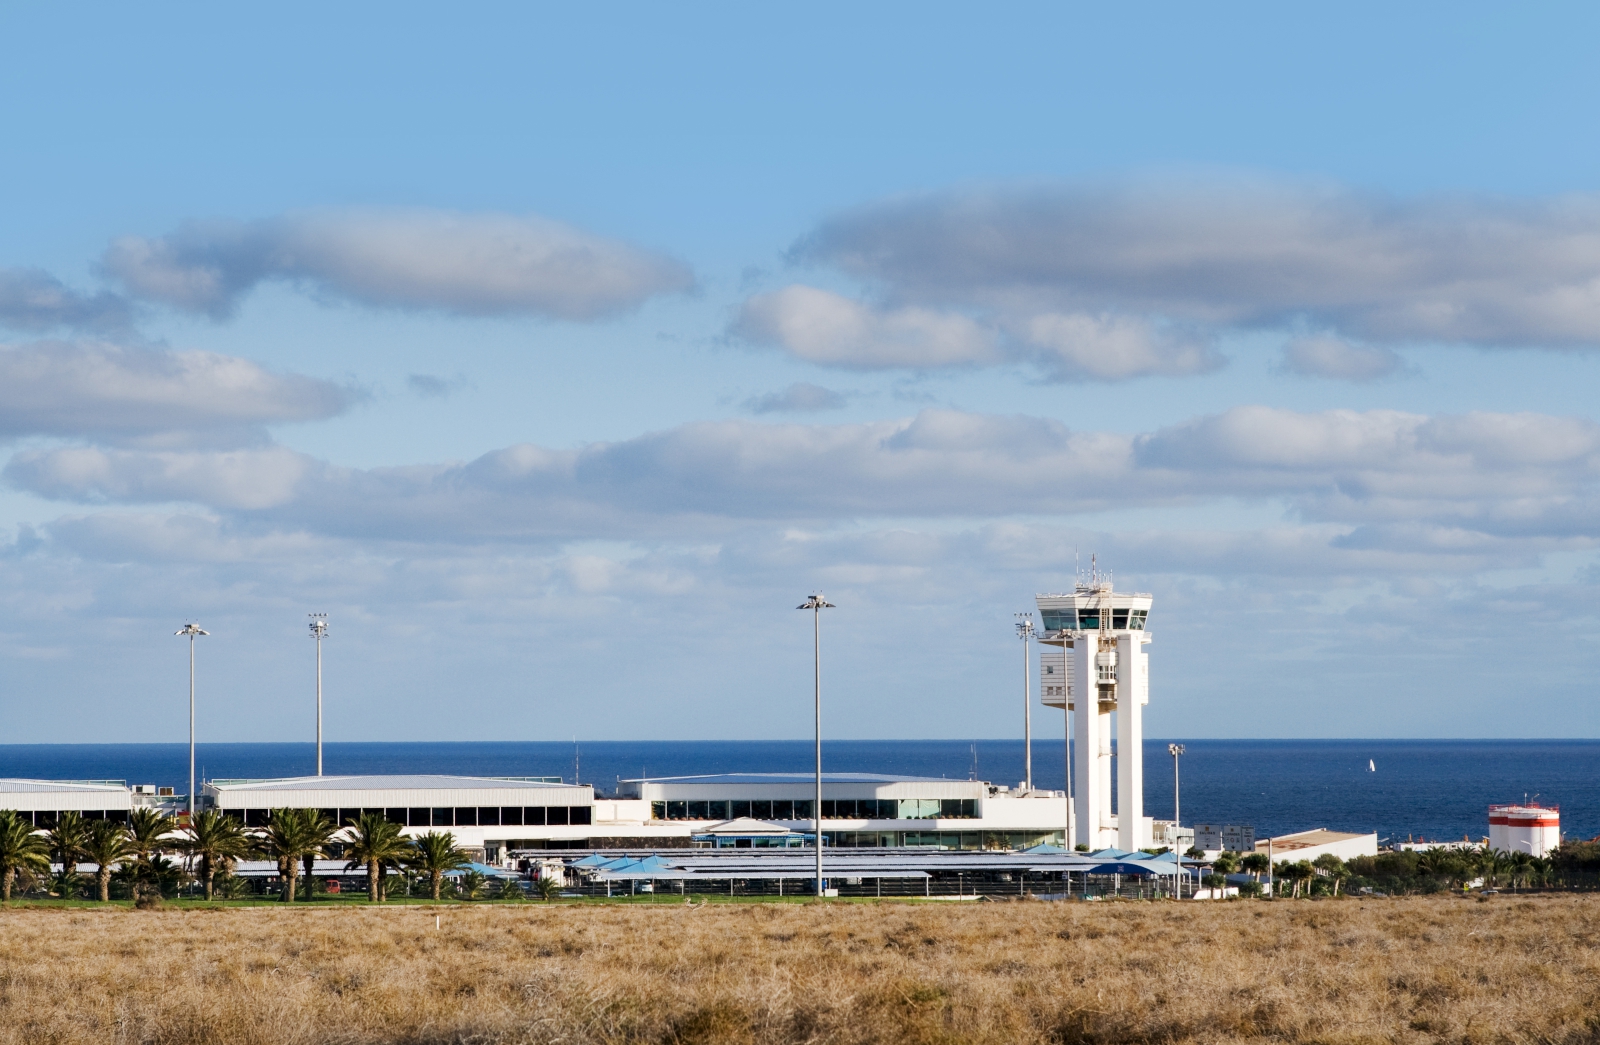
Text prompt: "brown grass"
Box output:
[[3, 895, 1599, 1044]]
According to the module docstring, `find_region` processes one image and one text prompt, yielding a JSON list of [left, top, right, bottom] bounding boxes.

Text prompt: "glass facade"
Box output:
[[651, 798, 976, 821], [232, 806, 591, 828], [1039, 607, 1148, 631], [5, 809, 130, 827], [824, 830, 1063, 850]]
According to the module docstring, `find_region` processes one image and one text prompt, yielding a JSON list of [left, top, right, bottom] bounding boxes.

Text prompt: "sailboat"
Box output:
[[1368, 759, 1376, 772]]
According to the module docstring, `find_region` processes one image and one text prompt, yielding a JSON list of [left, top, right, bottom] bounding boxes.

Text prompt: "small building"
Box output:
[[1489, 803, 1560, 857], [1256, 828, 1378, 864]]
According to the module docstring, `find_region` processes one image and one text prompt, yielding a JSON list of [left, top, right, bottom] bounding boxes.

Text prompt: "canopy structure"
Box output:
[[445, 861, 517, 878]]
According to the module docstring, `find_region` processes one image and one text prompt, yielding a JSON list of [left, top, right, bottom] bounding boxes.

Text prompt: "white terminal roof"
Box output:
[[205, 774, 591, 807], [624, 773, 958, 785], [0, 778, 134, 810]]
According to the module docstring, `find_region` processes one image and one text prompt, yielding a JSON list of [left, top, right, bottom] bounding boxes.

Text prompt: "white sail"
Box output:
[[1368, 759, 1375, 772]]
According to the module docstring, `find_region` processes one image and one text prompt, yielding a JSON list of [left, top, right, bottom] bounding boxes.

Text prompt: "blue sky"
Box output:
[[3, 3, 1600, 743]]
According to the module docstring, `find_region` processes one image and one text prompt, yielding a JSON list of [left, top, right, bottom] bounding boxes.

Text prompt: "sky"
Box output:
[[3, 3, 1600, 743]]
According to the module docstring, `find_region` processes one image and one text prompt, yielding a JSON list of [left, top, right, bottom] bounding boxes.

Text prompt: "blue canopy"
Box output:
[[599, 855, 678, 876], [1089, 847, 1138, 859], [570, 854, 614, 867], [1022, 843, 1070, 854], [445, 862, 516, 878], [1086, 859, 1181, 877]]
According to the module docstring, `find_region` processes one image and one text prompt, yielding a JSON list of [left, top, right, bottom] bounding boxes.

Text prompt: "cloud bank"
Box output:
[[794, 183, 1600, 347], [0, 340, 352, 443], [740, 182, 1600, 380], [11, 407, 1600, 556], [103, 208, 695, 321]]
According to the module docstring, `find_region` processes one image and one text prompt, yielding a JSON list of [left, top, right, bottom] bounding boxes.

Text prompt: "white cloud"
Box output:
[[0, 340, 352, 442], [794, 181, 1600, 348], [1014, 312, 1224, 380], [1279, 335, 1403, 381], [733, 286, 1220, 381], [743, 382, 847, 414], [103, 208, 695, 321], [734, 284, 999, 368], [0, 268, 132, 333], [7, 445, 314, 509]]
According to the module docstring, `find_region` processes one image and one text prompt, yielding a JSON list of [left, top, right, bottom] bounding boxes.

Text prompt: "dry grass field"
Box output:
[[2, 895, 1597, 1045]]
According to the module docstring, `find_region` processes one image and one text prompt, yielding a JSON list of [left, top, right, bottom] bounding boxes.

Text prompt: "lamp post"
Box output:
[[1168, 743, 1185, 897], [797, 594, 834, 897], [1015, 613, 1034, 791], [309, 614, 328, 776], [175, 623, 209, 820], [1168, 743, 1185, 827]]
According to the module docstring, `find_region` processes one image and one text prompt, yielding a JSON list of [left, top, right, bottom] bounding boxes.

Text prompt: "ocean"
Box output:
[[2, 739, 1594, 846]]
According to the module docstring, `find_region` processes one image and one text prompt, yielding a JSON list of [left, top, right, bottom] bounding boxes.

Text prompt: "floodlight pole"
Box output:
[[175, 623, 209, 820], [1169, 743, 1185, 897], [309, 614, 328, 775], [1015, 614, 1034, 791], [798, 594, 834, 898], [1169, 743, 1185, 828]]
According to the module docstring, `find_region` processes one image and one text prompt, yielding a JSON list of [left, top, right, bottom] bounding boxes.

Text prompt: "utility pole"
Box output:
[[1015, 613, 1034, 791], [1168, 743, 1185, 897], [798, 594, 834, 897], [309, 615, 328, 775], [175, 623, 209, 820]]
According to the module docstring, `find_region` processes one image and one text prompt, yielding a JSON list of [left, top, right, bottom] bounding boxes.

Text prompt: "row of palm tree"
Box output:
[[0, 807, 485, 903]]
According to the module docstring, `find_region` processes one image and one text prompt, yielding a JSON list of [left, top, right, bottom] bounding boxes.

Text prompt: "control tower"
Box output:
[[1036, 568, 1153, 851]]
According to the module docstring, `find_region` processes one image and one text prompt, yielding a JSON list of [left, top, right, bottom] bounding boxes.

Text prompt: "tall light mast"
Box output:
[[797, 593, 834, 897], [309, 614, 328, 776], [1015, 613, 1034, 791], [175, 622, 209, 820]]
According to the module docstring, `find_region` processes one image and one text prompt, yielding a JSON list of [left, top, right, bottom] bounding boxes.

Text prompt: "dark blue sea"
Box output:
[[1, 739, 1592, 846]]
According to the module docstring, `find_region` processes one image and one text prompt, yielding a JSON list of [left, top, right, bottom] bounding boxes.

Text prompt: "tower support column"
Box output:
[[1115, 632, 1143, 851], [1071, 636, 1099, 849]]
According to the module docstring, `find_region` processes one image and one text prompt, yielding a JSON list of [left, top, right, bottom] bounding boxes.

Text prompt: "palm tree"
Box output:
[[47, 811, 91, 877], [180, 811, 253, 901], [125, 808, 179, 904], [1239, 852, 1270, 882], [126, 809, 177, 862], [298, 811, 340, 901], [83, 819, 133, 902], [455, 869, 488, 900], [496, 876, 526, 901], [343, 813, 413, 903], [1312, 853, 1350, 896], [1275, 859, 1314, 899], [406, 831, 471, 901], [1508, 849, 1535, 891], [258, 809, 317, 903], [0, 811, 51, 902], [533, 875, 561, 902]]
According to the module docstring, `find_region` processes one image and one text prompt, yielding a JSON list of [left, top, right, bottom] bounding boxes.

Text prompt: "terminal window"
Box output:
[[650, 798, 975, 820]]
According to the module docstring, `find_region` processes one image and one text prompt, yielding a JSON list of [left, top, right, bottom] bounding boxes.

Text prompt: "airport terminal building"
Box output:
[[0, 770, 1069, 859]]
